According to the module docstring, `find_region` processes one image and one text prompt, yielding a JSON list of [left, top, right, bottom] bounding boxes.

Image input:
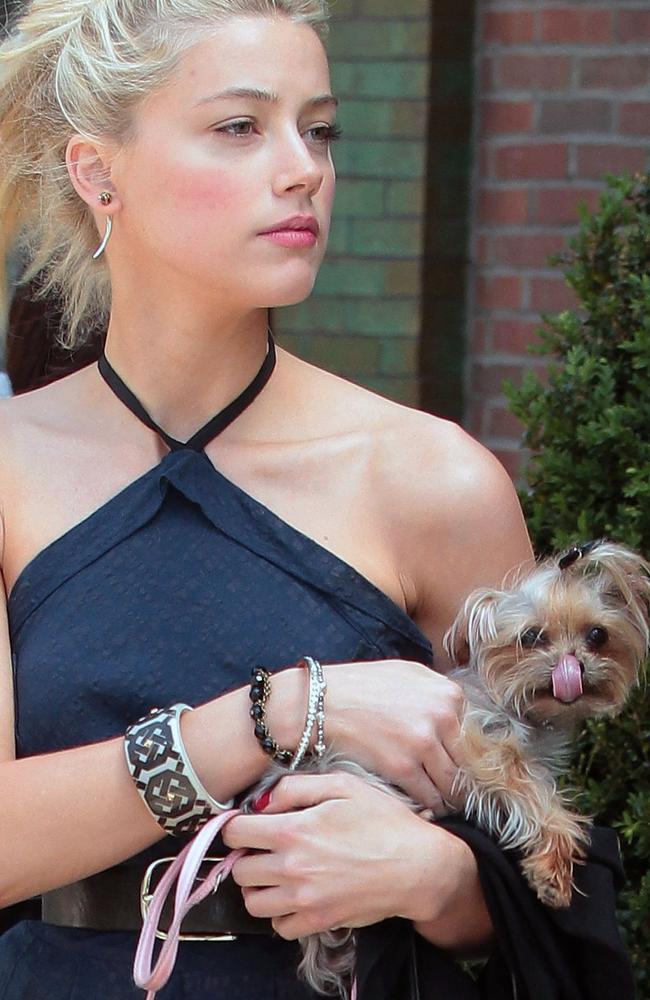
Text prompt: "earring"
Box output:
[[92, 191, 113, 260]]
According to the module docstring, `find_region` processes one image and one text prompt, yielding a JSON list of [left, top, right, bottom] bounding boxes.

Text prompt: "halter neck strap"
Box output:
[[97, 331, 276, 453]]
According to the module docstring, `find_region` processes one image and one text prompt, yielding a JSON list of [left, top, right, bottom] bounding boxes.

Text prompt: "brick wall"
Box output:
[[273, 0, 431, 406], [468, 1, 650, 478]]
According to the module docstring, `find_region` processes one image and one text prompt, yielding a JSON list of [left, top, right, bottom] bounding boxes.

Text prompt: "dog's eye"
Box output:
[[586, 626, 609, 649], [520, 627, 545, 648]]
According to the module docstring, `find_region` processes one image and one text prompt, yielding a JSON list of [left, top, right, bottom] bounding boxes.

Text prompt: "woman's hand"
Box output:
[[318, 660, 464, 815], [223, 771, 456, 940]]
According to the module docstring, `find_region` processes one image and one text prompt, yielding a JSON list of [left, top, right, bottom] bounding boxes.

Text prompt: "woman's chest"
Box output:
[[3, 426, 407, 616]]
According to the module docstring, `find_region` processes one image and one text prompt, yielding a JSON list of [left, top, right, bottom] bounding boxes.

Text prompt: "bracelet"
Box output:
[[289, 657, 327, 771], [124, 704, 234, 837], [250, 659, 327, 769], [249, 667, 294, 764]]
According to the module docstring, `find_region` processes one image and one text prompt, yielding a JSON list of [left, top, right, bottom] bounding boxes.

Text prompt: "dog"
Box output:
[[136, 539, 650, 999]]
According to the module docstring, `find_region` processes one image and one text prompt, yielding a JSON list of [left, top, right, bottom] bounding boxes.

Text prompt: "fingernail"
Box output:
[[252, 790, 272, 812]]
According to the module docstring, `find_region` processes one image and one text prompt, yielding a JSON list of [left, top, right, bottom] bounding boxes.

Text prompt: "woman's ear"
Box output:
[[65, 134, 121, 212], [443, 589, 501, 666]]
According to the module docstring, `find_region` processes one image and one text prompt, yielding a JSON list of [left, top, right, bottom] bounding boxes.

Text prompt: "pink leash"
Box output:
[[133, 807, 358, 1000]]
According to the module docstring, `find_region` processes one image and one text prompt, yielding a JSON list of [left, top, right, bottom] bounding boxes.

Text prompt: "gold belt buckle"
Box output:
[[140, 856, 238, 942]]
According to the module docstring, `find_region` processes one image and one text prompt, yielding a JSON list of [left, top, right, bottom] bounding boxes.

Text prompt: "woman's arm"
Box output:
[[227, 415, 534, 954], [391, 417, 534, 950]]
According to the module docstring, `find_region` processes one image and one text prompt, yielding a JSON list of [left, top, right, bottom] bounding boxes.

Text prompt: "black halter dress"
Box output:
[[0, 336, 433, 999], [0, 337, 635, 999]]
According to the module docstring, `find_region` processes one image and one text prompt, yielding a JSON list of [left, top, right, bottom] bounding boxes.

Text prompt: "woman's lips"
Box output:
[[259, 229, 318, 248]]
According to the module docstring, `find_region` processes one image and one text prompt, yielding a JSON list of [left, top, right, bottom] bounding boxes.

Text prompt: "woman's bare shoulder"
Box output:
[[0, 370, 91, 531], [286, 353, 499, 482]]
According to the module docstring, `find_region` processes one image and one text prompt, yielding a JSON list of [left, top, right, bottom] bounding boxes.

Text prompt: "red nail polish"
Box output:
[[252, 790, 272, 812]]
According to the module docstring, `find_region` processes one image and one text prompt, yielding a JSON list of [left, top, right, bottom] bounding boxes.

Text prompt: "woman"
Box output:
[[0, 2, 633, 998]]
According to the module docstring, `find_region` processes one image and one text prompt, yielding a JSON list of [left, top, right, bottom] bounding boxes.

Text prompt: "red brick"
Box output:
[[580, 56, 650, 90], [492, 233, 566, 269], [476, 275, 523, 311], [481, 100, 534, 135], [481, 56, 495, 92], [471, 319, 489, 352], [498, 55, 571, 91], [618, 10, 650, 43], [479, 188, 530, 226], [483, 10, 536, 44], [495, 143, 568, 181], [539, 99, 612, 134], [476, 234, 491, 266], [620, 102, 650, 136], [472, 362, 526, 397], [541, 8, 613, 44], [492, 448, 522, 483], [492, 319, 540, 353], [532, 186, 602, 225], [480, 143, 492, 179], [486, 407, 525, 440], [577, 144, 648, 179], [466, 402, 485, 437], [529, 277, 577, 313]]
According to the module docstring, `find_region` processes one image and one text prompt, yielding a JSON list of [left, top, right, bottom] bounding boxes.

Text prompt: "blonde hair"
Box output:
[[0, 0, 329, 350]]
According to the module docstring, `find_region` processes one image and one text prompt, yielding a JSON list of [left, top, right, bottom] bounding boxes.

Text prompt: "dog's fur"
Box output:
[[244, 540, 650, 997]]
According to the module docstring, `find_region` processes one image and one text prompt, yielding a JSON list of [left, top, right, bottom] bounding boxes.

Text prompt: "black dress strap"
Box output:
[[97, 331, 276, 452]]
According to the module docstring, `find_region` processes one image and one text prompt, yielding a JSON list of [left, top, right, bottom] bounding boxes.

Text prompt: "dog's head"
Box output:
[[444, 539, 650, 726]]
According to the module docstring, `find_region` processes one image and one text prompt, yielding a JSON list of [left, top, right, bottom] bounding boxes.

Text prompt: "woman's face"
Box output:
[[108, 16, 337, 309]]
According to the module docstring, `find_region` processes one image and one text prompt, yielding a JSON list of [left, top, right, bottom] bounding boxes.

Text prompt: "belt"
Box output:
[[41, 857, 273, 941]]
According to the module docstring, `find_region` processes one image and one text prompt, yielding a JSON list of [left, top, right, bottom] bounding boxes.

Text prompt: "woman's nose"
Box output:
[[272, 132, 325, 197]]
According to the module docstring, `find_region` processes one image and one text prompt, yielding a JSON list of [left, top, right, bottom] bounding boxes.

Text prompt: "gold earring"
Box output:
[[92, 191, 113, 259]]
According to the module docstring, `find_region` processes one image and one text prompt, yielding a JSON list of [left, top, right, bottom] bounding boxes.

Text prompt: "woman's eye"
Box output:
[[306, 123, 343, 144], [520, 627, 545, 648], [215, 120, 256, 137]]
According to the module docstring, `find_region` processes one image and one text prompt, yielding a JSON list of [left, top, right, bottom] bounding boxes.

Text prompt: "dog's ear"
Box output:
[[580, 540, 650, 649], [444, 589, 502, 666]]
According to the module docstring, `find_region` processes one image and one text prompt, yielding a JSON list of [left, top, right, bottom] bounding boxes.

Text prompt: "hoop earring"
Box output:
[[92, 191, 113, 260]]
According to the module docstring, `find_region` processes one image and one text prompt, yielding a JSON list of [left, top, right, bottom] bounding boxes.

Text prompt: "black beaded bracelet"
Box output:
[[249, 666, 294, 764]]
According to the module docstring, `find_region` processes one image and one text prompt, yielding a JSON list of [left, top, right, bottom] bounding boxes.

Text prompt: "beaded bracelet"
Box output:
[[249, 667, 294, 764], [250, 658, 327, 768], [124, 704, 234, 837]]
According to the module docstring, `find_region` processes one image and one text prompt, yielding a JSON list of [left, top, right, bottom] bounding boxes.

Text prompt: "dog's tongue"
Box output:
[[551, 654, 583, 703]]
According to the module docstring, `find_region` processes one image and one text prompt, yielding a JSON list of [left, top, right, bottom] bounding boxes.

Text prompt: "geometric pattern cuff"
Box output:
[[124, 704, 234, 837]]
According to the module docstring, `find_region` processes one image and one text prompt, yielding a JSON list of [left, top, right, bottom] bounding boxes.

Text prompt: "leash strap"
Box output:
[[133, 806, 359, 1000]]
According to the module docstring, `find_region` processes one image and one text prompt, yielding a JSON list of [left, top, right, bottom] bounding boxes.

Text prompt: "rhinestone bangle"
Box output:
[[290, 657, 327, 771]]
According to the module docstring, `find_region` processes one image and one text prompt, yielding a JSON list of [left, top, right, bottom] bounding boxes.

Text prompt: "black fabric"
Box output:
[[97, 331, 276, 452], [355, 820, 635, 1000]]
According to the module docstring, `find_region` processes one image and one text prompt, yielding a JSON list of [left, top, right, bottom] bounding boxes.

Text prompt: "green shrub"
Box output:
[[505, 173, 650, 997]]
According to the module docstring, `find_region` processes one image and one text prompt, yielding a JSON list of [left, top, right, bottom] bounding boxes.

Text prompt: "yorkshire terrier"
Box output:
[[135, 539, 650, 1000]]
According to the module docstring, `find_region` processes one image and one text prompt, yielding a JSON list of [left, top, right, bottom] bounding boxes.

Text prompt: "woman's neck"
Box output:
[[100, 297, 271, 444]]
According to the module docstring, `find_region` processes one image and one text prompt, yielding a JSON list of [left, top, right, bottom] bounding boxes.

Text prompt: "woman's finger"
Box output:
[[251, 772, 354, 815], [397, 765, 445, 814], [222, 812, 287, 851], [231, 851, 281, 888], [240, 885, 295, 921], [422, 744, 460, 804]]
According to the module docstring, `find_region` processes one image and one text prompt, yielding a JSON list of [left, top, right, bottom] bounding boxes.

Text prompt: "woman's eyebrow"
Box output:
[[193, 86, 338, 110]]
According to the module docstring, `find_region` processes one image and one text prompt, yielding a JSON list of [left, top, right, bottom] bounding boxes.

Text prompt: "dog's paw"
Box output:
[[521, 844, 575, 908]]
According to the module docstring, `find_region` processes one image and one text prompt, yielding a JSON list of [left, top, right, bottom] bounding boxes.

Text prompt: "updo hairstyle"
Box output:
[[0, 0, 329, 349]]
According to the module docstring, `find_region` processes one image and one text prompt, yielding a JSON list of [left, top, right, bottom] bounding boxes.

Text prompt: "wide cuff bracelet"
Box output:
[[124, 704, 234, 837]]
